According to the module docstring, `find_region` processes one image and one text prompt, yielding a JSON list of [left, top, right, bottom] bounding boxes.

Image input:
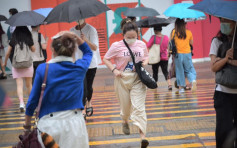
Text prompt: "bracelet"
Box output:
[[112, 67, 117, 73]]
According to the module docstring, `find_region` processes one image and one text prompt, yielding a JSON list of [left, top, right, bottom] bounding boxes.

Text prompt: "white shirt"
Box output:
[[209, 38, 237, 94], [70, 24, 101, 68], [31, 31, 46, 62]]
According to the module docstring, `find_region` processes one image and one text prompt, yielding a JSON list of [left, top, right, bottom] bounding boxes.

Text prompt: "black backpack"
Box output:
[[38, 33, 47, 61]]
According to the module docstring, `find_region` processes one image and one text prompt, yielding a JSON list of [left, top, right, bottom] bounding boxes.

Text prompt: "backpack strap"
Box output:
[[153, 35, 156, 45], [159, 35, 164, 45], [38, 33, 42, 57]]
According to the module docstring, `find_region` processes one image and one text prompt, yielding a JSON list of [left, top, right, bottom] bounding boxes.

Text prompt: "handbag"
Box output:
[[13, 64, 59, 148], [148, 35, 164, 64], [170, 30, 178, 58], [123, 39, 157, 89], [215, 41, 237, 88]]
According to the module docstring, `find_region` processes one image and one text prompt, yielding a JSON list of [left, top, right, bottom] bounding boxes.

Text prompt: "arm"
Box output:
[[142, 43, 149, 66], [210, 48, 233, 72], [228, 59, 237, 66], [147, 36, 154, 49], [30, 45, 36, 52], [4, 46, 12, 66], [103, 58, 122, 77], [81, 32, 98, 51], [41, 35, 48, 50]]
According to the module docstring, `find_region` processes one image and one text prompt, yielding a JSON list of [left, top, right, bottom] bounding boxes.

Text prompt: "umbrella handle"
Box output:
[[232, 22, 237, 48]]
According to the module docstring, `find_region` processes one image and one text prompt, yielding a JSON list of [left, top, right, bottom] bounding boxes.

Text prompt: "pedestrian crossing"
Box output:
[[0, 81, 216, 147]]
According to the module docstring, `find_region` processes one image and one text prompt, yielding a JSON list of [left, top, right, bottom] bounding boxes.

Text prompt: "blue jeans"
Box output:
[[174, 53, 196, 87]]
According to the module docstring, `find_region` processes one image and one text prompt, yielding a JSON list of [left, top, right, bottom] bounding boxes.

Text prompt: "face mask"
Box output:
[[77, 19, 85, 25], [125, 38, 136, 45], [220, 23, 233, 35]]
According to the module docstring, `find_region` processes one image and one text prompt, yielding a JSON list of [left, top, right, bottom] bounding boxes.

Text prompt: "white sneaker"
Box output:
[[192, 80, 197, 92], [179, 88, 185, 93], [19, 102, 25, 112]]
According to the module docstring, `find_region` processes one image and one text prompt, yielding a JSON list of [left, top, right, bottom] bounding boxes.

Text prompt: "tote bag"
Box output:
[[148, 35, 164, 64]]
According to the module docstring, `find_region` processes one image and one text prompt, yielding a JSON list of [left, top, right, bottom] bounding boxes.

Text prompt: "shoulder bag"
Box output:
[[123, 39, 157, 89], [148, 35, 164, 64], [215, 41, 237, 88], [13, 64, 59, 148]]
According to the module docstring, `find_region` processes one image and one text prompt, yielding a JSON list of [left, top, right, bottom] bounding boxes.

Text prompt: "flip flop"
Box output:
[[86, 107, 93, 117], [184, 86, 191, 90], [168, 85, 172, 90]]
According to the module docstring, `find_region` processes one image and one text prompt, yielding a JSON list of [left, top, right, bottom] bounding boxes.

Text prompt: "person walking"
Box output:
[[4, 26, 35, 112], [24, 31, 92, 148], [147, 26, 172, 90], [7, 8, 18, 41], [103, 19, 149, 148], [31, 25, 48, 83], [0, 24, 8, 79], [70, 19, 101, 118], [209, 18, 237, 148], [171, 18, 197, 94]]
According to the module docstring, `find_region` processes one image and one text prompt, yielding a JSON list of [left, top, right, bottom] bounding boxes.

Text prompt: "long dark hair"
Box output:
[[175, 18, 186, 39], [0, 24, 5, 49], [11, 26, 33, 50]]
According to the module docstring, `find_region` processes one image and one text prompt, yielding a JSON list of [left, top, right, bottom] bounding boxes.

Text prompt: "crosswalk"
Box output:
[[0, 80, 216, 147]]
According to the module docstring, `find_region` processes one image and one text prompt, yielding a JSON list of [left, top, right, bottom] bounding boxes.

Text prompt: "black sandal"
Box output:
[[184, 86, 191, 90], [168, 85, 172, 90], [86, 107, 93, 117], [141, 139, 149, 148]]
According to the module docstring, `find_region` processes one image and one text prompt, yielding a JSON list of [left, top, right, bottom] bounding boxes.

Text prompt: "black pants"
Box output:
[[33, 60, 45, 84], [214, 90, 237, 148], [82, 68, 97, 106], [152, 60, 168, 82]]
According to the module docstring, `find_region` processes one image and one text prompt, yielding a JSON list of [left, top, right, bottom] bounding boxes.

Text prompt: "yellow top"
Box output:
[[171, 30, 193, 54]]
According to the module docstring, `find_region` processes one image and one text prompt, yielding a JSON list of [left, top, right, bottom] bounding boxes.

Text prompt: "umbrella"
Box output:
[[189, 0, 237, 21], [0, 15, 7, 22], [164, 3, 206, 19], [5, 11, 45, 26], [136, 17, 175, 28], [189, 0, 237, 48], [34, 8, 53, 17], [123, 7, 159, 17], [44, 0, 110, 24]]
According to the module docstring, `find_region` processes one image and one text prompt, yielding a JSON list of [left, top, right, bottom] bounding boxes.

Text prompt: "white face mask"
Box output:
[[77, 19, 85, 25], [125, 38, 136, 45]]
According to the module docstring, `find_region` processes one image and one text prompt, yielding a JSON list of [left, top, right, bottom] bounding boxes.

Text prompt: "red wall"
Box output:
[[175, 0, 220, 59]]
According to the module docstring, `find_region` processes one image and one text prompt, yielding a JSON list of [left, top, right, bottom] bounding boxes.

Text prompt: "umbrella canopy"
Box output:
[[5, 11, 45, 26], [164, 3, 206, 19], [189, 0, 237, 48], [189, 0, 237, 21], [34, 8, 53, 17], [136, 17, 175, 28], [123, 7, 159, 17], [44, 0, 110, 24], [0, 15, 7, 22]]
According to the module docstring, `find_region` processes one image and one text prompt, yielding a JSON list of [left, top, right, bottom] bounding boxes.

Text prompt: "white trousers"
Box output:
[[114, 72, 147, 134], [37, 110, 89, 148]]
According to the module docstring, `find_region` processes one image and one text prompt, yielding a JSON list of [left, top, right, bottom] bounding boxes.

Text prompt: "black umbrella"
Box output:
[[44, 0, 110, 24], [123, 7, 159, 17], [136, 17, 175, 28], [0, 15, 7, 22], [5, 11, 45, 26]]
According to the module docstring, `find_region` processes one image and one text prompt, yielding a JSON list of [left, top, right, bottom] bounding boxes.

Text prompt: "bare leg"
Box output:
[[24, 77, 32, 96], [16, 78, 24, 101], [0, 57, 6, 75], [16, 78, 25, 112]]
